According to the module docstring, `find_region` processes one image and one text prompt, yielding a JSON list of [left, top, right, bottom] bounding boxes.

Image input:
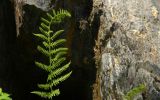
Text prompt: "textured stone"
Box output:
[[23, 0, 50, 10], [90, 0, 160, 99]]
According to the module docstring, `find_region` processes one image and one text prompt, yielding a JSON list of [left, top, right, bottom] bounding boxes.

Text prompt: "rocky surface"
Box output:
[[90, 0, 160, 99]]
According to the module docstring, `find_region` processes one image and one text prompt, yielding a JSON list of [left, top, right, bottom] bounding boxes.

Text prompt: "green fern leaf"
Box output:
[[52, 71, 72, 86], [51, 9, 71, 23], [31, 89, 60, 99], [51, 57, 66, 70], [0, 95, 12, 100], [0, 88, 12, 100], [50, 48, 68, 55], [52, 9, 56, 16], [41, 23, 50, 30], [33, 33, 48, 41], [32, 9, 72, 99], [37, 83, 51, 90], [47, 62, 71, 81], [37, 46, 49, 57], [50, 39, 66, 48], [35, 61, 50, 72], [42, 41, 49, 48], [51, 30, 64, 40], [47, 30, 53, 35], [54, 52, 67, 60], [39, 27, 49, 36], [41, 17, 50, 25], [47, 13, 53, 20]]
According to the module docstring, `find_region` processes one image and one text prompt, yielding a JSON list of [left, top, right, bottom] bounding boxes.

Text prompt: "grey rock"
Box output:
[[23, 0, 50, 11], [91, 0, 160, 99]]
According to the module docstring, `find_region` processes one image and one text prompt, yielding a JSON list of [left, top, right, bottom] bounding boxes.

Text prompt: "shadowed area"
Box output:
[[0, 0, 98, 100]]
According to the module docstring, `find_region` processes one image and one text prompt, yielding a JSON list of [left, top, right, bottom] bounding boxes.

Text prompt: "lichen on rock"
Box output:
[[90, 0, 160, 99]]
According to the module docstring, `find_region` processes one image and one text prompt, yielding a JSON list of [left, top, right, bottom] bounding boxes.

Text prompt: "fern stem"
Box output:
[[48, 19, 52, 67], [49, 29, 54, 100], [48, 17, 54, 95], [49, 31, 51, 67]]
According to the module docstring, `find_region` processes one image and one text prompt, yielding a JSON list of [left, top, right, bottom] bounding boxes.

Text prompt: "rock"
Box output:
[[90, 0, 160, 99], [23, 0, 50, 10]]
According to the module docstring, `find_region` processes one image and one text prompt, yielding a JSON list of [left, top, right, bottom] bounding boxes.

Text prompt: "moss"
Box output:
[[124, 84, 146, 100]]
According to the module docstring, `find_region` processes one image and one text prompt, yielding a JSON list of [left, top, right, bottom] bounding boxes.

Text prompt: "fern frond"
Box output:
[[41, 17, 50, 25], [37, 46, 49, 57], [39, 27, 48, 36], [32, 9, 72, 99], [54, 52, 67, 61], [47, 13, 53, 20], [41, 23, 50, 31], [31, 89, 60, 99], [51, 57, 66, 70], [50, 39, 66, 48], [52, 9, 56, 16], [50, 48, 68, 55], [47, 62, 71, 81], [0, 88, 12, 100], [35, 61, 50, 72], [42, 41, 49, 48], [33, 33, 48, 41], [47, 30, 53, 35], [52, 71, 72, 86], [51, 9, 71, 23], [0, 94, 12, 100], [51, 30, 64, 40], [37, 83, 51, 90]]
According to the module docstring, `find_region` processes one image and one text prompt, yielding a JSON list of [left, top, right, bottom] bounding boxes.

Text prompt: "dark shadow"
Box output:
[[53, 0, 99, 100], [12, 5, 46, 100], [49, 0, 99, 100], [0, 0, 17, 96], [0, 3, 47, 99], [0, 0, 100, 100]]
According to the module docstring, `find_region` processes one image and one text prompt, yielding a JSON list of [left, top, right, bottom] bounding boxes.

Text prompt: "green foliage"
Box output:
[[124, 84, 146, 100], [0, 88, 12, 100], [31, 9, 72, 99]]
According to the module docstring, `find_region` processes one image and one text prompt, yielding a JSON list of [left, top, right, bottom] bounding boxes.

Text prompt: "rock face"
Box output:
[[90, 0, 160, 99]]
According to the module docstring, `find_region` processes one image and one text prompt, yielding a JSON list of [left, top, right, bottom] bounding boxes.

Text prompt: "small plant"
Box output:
[[0, 88, 12, 100], [31, 9, 72, 99], [124, 84, 146, 100]]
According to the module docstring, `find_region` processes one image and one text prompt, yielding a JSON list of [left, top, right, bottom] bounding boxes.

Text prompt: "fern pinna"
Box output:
[[31, 9, 72, 99], [0, 88, 12, 100]]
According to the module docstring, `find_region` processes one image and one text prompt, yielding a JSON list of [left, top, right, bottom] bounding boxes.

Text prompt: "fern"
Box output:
[[124, 84, 146, 100], [31, 9, 72, 99], [0, 88, 12, 100]]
